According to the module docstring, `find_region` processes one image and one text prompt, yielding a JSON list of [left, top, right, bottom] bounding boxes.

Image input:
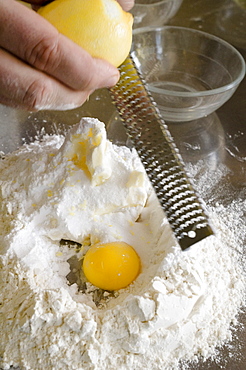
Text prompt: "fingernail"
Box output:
[[104, 71, 120, 88], [95, 58, 120, 88]]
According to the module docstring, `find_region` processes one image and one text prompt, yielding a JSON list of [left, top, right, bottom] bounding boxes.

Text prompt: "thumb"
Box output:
[[117, 0, 135, 11], [117, 0, 134, 12], [92, 58, 120, 90]]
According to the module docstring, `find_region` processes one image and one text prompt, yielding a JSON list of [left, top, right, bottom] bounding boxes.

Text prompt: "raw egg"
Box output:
[[82, 241, 141, 290]]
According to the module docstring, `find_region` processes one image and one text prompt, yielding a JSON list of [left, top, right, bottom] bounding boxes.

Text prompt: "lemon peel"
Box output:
[[38, 0, 133, 67]]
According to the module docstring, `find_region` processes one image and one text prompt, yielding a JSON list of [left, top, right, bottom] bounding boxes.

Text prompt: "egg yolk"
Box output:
[[82, 241, 141, 291]]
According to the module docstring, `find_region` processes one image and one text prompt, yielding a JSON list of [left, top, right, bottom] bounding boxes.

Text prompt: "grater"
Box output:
[[109, 56, 213, 250]]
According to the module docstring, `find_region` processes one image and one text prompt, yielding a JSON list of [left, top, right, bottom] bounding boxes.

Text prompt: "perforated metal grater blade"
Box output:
[[109, 56, 214, 250]]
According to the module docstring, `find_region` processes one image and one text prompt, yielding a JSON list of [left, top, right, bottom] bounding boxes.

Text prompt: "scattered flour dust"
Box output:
[[0, 118, 245, 370]]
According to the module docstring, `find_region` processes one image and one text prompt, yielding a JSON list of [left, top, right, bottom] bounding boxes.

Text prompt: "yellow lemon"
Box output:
[[38, 0, 133, 67], [83, 241, 141, 290]]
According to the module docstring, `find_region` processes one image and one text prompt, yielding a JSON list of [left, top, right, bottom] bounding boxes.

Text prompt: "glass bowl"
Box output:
[[130, 0, 183, 29], [131, 26, 245, 122]]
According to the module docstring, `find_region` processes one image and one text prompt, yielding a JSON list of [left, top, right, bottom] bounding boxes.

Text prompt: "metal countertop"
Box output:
[[0, 0, 245, 369]]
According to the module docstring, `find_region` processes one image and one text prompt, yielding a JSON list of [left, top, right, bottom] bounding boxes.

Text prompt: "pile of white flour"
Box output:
[[0, 118, 245, 370]]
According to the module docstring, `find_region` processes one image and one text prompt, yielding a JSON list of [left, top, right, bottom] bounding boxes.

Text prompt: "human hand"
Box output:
[[117, 0, 135, 11], [0, 0, 124, 111]]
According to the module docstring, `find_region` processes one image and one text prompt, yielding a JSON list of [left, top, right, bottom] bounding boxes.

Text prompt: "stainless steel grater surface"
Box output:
[[110, 56, 213, 250]]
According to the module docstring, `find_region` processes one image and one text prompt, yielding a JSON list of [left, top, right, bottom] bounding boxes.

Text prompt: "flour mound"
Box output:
[[0, 118, 244, 370]]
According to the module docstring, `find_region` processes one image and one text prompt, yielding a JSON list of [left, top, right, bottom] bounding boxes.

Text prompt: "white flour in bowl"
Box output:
[[0, 118, 245, 370]]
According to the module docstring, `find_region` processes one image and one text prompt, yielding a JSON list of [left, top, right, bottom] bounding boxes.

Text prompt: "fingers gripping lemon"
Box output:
[[38, 0, 133, 67]]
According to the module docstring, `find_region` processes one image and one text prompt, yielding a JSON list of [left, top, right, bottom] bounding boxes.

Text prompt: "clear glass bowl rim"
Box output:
[[131, 26, 246, 97]]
